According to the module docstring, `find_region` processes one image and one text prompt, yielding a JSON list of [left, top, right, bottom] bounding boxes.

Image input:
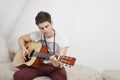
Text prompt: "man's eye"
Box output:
[[41, 28, 44, 29], [45, 25, 49, 28], [39, 27, 43, 30]]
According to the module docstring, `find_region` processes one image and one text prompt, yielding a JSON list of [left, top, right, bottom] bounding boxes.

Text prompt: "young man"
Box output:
[[13, 11, 69, 80]]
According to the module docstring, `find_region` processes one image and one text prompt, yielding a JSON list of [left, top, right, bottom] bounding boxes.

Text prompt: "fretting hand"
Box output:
[[50, 55, 61, 68]]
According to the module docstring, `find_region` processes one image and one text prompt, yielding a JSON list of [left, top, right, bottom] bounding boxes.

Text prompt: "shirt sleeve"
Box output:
[[30, 30, 41, 42], [59, 33, 70, 48]]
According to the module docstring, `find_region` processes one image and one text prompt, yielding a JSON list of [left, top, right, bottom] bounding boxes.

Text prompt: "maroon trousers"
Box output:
[[13, 63, 67, 80]]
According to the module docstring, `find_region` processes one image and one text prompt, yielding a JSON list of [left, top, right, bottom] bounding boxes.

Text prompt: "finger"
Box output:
[[23, 55, 26, 60], [21, 56, 25, 63], [26, 49, 31, 58], [50, 55, 54, 59], [22, 51, 26, 60]]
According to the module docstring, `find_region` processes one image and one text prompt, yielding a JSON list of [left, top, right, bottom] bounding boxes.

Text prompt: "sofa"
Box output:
[[0, 61, 104, 80], [0, 48, 104, 80], [102, 69, 120, 80], [0, 36, 119, 80]]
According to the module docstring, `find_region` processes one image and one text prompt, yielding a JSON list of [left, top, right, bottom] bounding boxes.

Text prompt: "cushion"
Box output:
[[34, 76, 51, 80], [65, 65, 103, 80], [0, 36, 10, 62], [0, 62, 16, 80], [102, 69, 120, 80]]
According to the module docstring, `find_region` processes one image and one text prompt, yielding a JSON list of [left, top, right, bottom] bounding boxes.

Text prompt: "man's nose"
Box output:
[[44, 28, 47, 32]]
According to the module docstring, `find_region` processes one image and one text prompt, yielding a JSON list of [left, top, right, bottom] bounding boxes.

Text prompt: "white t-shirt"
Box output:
[[30, 30, 69, 63]]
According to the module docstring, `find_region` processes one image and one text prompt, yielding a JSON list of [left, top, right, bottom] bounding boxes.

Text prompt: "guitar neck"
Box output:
[[32, 50, 53, 60], [29, 50, 76, 66]]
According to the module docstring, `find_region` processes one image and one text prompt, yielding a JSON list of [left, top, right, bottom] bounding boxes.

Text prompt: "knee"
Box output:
[[61, 74, 67, 80], [13, 71, 24, 80]]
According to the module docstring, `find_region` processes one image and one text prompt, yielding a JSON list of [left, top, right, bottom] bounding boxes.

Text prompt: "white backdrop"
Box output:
[[0, 0, 26, 37], [1, 0, 120, 72]]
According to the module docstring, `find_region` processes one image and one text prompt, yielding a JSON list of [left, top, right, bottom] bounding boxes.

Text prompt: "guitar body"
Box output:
[[13, 41, 48, 69]]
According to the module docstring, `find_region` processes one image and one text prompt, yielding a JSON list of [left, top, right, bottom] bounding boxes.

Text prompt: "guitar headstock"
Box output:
[[59, 56, 76, 67]]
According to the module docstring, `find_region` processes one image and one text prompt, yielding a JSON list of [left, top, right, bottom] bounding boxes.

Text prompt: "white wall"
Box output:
[[7, 0, 53, 50], [7, 0, 120, 72], [0, 0, 26, 37]]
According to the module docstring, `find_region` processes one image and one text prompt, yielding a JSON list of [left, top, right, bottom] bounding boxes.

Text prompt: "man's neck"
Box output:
[[46, 29, 55, 38]]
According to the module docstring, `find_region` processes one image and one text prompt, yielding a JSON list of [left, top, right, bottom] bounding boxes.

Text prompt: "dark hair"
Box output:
[[35, 11, 51, 25]]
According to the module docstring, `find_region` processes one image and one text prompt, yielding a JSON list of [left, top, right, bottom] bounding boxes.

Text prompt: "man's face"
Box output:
[[38, 21, 53, 38]]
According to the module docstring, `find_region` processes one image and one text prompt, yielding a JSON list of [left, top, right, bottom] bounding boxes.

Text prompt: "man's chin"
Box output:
[[45, 34, 50, 38]]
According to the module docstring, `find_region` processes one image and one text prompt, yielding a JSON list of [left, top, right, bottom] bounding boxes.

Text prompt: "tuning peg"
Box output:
[[69, 65, 71, 68], [65, 64, 68, 66]]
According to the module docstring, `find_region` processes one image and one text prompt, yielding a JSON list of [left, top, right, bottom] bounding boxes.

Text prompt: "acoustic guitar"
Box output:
[[13, 41, 76, 68]]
